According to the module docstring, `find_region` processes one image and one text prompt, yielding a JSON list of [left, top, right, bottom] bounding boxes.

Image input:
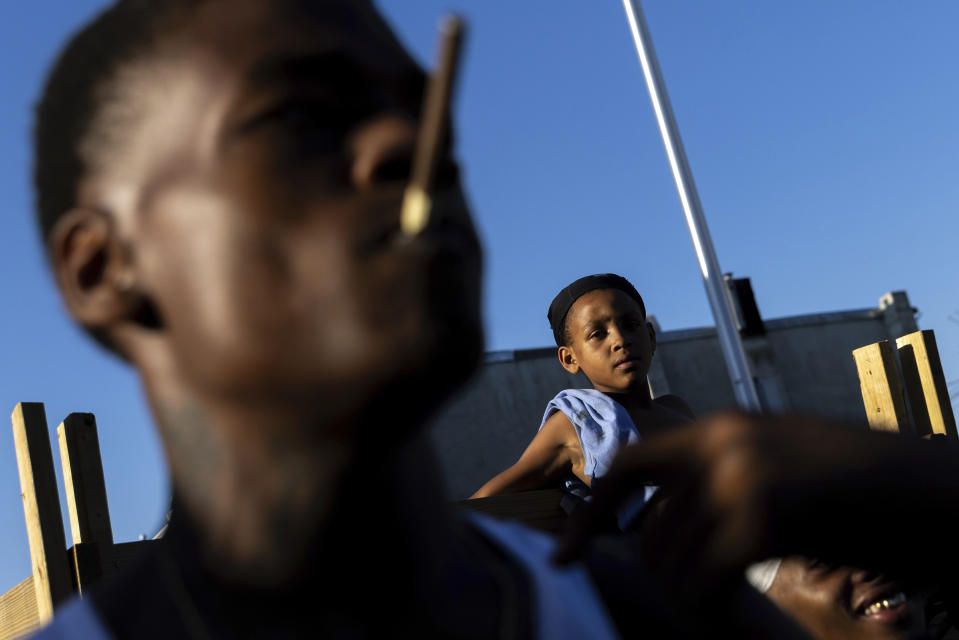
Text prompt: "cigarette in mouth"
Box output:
[[400, 15, 466, 237]]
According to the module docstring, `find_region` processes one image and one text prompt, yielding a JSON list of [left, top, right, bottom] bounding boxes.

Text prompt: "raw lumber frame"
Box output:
[[1, 406, 158, 639]]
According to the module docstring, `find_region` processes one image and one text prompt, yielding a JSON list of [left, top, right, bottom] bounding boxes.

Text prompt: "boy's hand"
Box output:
[[554, 411, 935, 603]]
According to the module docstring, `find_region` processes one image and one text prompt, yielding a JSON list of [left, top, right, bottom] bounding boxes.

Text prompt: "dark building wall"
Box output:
[[428, 352, 588, 500], [763, 313, 891, 419], [653, 331, 735, 415]]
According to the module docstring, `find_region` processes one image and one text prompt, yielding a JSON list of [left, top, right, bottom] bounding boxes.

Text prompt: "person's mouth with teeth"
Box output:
[[855, 586, 909, 622], [859, 590, 908, 619], [765, 557, 926, 639]]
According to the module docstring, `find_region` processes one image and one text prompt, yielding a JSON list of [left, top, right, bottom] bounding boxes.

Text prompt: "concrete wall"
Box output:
[[429, 291, 919, 499]]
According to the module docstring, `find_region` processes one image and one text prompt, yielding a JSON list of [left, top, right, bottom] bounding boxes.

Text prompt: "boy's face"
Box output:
[[66, 0, 482, 427], [558, 289, 654, 394], [766, 558, 925, 640]]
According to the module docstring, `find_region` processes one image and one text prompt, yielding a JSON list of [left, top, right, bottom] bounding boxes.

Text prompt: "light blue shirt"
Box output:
[[30, 514, 621, 640], [541, 388, 641, 480], [28, 596, 111, 639], [542, 388, 677, 528], [468, 513, 621, 639]]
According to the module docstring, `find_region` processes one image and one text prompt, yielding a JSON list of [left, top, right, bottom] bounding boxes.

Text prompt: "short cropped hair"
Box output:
[[32, 1, 204, 355], [33, 0, 199, 246]]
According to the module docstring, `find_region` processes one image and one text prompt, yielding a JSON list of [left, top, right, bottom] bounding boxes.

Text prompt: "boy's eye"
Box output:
[[588, 329, 606, 341]]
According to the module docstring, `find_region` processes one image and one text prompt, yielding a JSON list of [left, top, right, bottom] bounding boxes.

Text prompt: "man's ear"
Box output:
[[558, 346, 580, 375], [49, 208, 143, 334], [648, 321, 657, 355]]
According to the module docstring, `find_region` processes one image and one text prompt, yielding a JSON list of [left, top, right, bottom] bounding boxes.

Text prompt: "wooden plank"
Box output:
[[899, 337, 934, 438], [11, 403, 72, 622], [0, 577, 39, 640], [57, 413, 113, 547], [102, 540, 160, 574], [897, 330, 958, 440], [459, 489, 567, 534], [852, 341, 909, 433]]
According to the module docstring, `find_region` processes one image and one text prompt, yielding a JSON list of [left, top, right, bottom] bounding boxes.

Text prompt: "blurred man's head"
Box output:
[[35, 0, 483, 437]]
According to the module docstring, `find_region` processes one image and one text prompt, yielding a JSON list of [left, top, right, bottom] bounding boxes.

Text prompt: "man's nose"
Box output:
[[349, 115, 417, 190]]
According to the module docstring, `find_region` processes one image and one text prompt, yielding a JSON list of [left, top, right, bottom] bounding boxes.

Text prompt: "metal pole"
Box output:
[[622, 0, 762, 410]]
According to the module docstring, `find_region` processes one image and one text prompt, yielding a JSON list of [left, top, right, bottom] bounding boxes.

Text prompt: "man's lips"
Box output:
[[356, 197, 477, 259], [853, 586, 910, 624]]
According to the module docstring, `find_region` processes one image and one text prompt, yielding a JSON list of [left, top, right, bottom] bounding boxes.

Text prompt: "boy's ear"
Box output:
[[648, 321, 656, 355], [49, 208, 144, 334], [557, 346, 580, 375]]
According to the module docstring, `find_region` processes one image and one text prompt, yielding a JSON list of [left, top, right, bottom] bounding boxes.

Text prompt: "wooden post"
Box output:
[[58, 413, 114, 594], [58, 414, 113, 547], [852, 341, 909, 433], [896, 330, 958, 440], [11, 403, 72, 622]]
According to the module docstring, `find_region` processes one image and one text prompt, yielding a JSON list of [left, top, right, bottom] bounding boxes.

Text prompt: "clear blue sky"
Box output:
[[2, 1, 957, 591]]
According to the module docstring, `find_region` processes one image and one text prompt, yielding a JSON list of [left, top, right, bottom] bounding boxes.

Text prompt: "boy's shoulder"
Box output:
[[544, 389, 629, 426]]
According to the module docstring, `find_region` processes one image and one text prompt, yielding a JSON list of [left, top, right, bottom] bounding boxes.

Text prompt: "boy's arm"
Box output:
[[470, 411, 582, 498]]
